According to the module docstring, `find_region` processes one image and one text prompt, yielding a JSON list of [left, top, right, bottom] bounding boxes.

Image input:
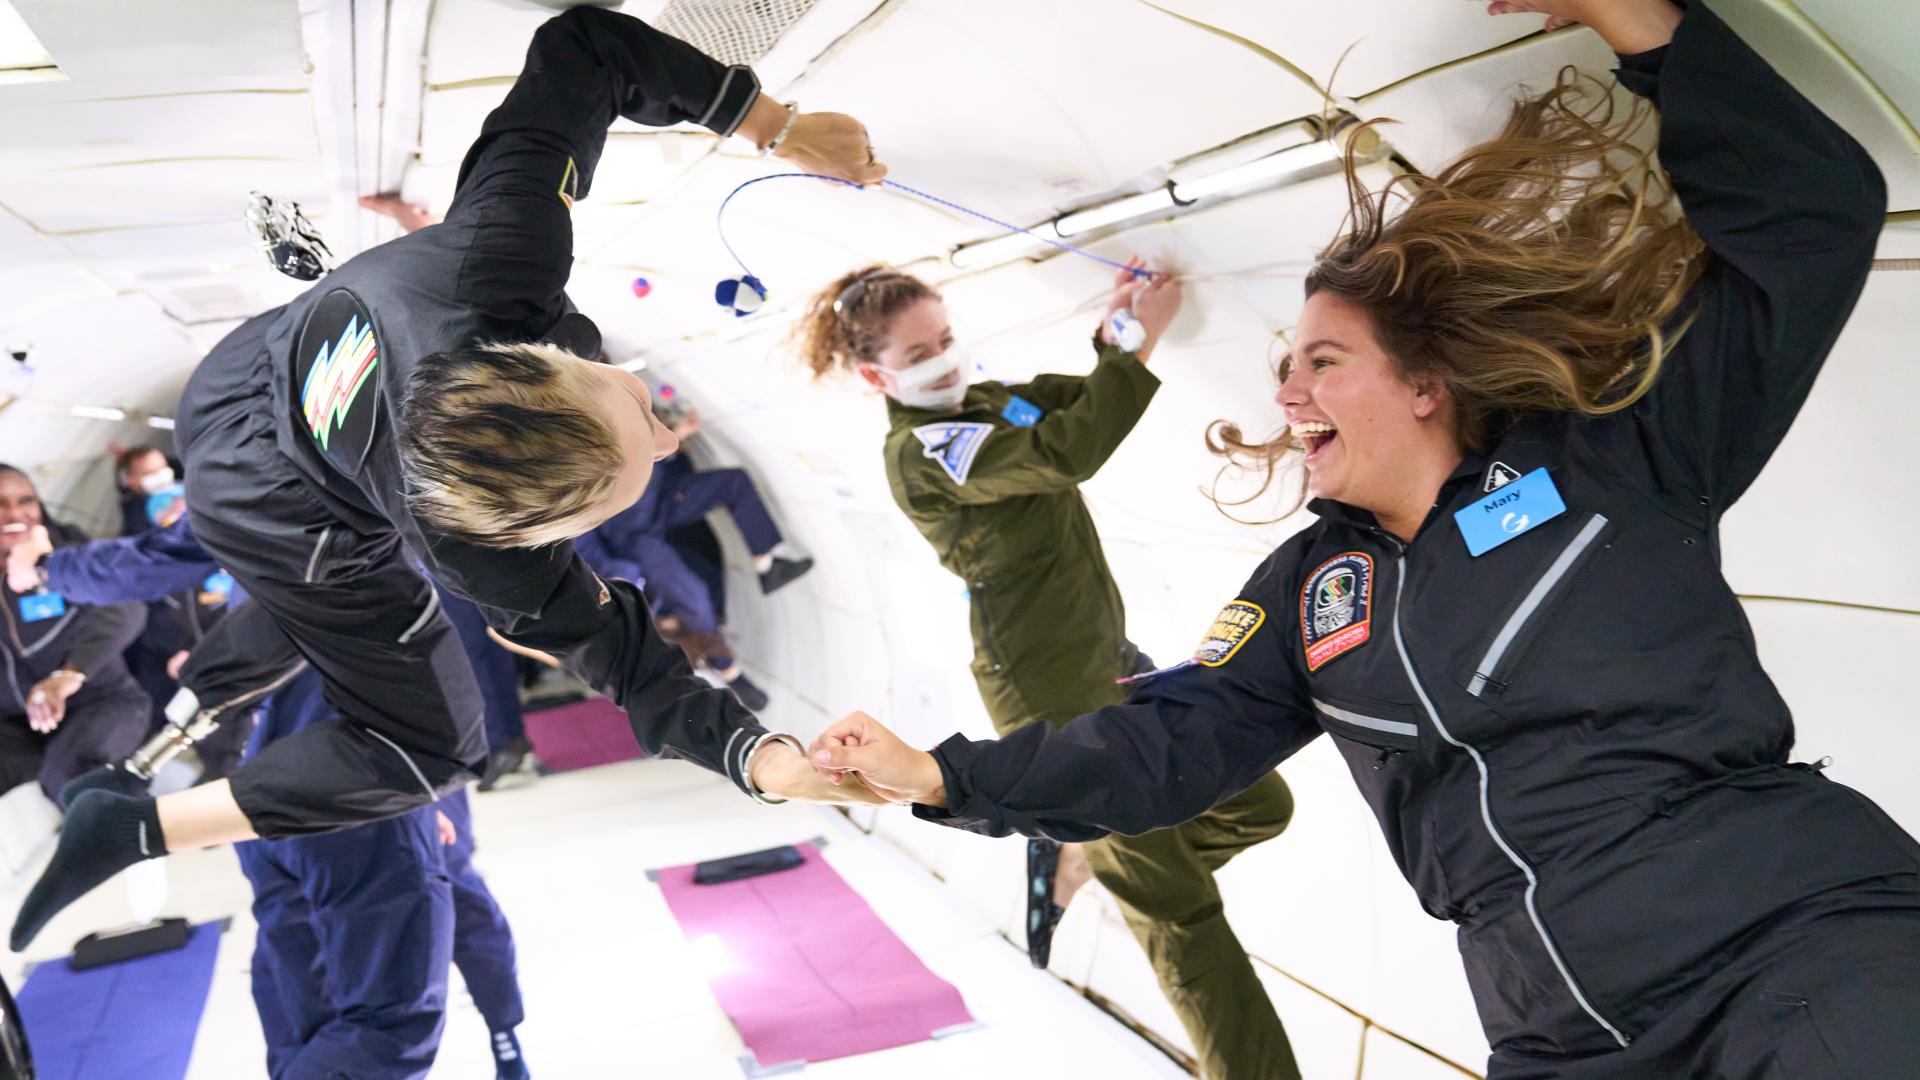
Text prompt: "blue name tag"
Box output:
[[19, 592, 67, 622], [1001, 395, 1042, 428], [1454, 467, 1565, 557]]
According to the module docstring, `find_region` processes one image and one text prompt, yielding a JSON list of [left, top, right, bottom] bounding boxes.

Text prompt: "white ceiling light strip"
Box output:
[[949, 118, 1381, 273]]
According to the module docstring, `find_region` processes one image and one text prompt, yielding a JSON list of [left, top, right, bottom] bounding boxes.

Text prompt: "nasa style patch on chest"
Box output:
[[911, 422, 993, 486], [1301, 552, 1373, 671], [296, 288, 382, 477]]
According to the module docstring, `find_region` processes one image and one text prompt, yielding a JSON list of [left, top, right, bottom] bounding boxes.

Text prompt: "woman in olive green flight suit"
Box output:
[[794, 260, 1301, 1080]]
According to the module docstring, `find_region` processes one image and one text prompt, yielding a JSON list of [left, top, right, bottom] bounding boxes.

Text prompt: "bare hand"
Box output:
[[487, 627, 561, 668], [747, 740, 891, 806], [436, 811, 457, 846], [358, 194, 438, 234], [1101, 257, 1183, 362], [166, 650, 190, 681], [1486, 0, 1681, 53], [5, 524, 51, 592], [776, 112, 887, 187], [26, 670, 84, 733], [807, 711, 947, 807], [1486, 0, 1583, 31]]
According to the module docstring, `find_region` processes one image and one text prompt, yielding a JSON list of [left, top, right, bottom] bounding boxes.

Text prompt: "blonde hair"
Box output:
[[400, 341, 621, 548], [791, 265, 938, 379], [1211, 69, 1708, 514]]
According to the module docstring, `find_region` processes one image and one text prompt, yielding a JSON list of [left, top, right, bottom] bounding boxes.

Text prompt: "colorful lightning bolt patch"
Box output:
[[301, 313, 379, 451]]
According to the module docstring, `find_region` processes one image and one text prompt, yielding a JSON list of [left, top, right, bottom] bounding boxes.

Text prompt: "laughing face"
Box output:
[[1277, 292, 1457, 521], [0, 470, 43, 557]]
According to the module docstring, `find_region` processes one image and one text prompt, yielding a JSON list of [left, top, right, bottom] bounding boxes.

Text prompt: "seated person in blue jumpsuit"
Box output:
[[0, 465, 151, 805], [241, 668, 530, 1080], [12, 514, 532, 1077], [110, 444, 181, 538], [7, 507, 255, 785], [575, 402, 811, 711]]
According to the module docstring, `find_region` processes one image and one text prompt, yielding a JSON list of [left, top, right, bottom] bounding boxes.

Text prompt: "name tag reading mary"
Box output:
[[1454, 467, 1566, 557]]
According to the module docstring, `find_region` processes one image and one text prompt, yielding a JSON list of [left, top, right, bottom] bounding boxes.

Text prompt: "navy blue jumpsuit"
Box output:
[[238, 669, 524, 1080]]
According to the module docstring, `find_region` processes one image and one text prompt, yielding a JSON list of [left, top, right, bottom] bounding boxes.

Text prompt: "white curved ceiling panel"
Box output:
[[1361, 5, 1919, 211], [1147, 0, 1542, 98], [1355, 29, 1623, 176], [0, 92, 317, 175], [1720, 271, 1920, 612], [425, 0, 669, 88], [0, 211, 111, 331], [0, 159, 328, 235], [771, 0, 1325, 231], [1710, 0, 1920, 211], [2, 0, 305, 100], [1793, 0, 1920, 132]]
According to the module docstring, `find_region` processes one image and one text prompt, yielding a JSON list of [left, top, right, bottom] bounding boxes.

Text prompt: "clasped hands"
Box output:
[[740, 712, 945, 808]]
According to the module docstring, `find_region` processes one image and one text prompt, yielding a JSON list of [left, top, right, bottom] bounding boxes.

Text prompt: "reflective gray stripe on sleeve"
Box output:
[[698, 66, 760, 136], [396, 588, 443, 645], [304, 526, 333, 583], [1467, 514, 1609, 697], [723, 727, 749, 791], [363, 727, 439, 802], [1312, 699, 1418, 738]]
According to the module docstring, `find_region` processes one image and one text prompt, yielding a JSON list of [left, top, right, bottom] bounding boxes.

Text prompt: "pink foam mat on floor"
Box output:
[[522, 697, 647, 773], [654, 843, 978, 1075]]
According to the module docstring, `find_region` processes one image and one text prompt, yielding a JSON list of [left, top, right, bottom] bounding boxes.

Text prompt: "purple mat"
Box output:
[[16, 921, 222, 1080], [523, 697, 648, 773], [656, 844, 976, 1075]]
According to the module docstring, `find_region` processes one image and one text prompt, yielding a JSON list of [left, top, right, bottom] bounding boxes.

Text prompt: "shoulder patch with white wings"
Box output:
[[911, 422, 993, 485]]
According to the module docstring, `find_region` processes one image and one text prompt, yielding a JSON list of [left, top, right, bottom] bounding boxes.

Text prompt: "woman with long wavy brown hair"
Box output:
[[806, 1, 1918, 1076]]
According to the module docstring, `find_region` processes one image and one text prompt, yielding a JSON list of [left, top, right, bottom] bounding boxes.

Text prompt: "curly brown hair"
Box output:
[[1210, 69, 1708, 516], [790, 266, 939, 379]]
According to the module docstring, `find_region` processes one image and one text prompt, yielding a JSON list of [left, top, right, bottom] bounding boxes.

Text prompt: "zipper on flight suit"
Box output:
[[1378, 531, 1632, 1049], [1467, 514, 1610, 697]]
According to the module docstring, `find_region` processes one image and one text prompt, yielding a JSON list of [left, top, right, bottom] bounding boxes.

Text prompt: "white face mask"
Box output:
[[876, 349, 970, 411], [137, 467, 176, 494]]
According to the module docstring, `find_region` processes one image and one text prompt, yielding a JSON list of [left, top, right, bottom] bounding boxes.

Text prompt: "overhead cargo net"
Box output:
[[655, 0, 820, 67]]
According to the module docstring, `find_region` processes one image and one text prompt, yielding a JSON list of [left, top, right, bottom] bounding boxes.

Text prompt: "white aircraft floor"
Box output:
[[2, 758, 1189, 1079]]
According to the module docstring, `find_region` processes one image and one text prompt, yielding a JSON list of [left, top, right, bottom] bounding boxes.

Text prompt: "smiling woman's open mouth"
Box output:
[[1294, 421, 1339, 462]]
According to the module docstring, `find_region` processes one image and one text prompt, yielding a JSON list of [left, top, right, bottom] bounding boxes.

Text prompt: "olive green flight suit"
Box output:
[[883, 339, 1301, 1080]]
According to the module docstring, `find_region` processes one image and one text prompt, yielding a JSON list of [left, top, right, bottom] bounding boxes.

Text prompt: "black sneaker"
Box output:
[[727, 672, 770, 712], [1026, 838, 1066, 969], [758, 556, 814, 595], [477, 736, 534, 792]]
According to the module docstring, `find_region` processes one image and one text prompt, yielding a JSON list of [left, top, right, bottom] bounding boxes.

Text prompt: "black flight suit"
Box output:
[[913, 5, 1919, 1077], [174, 8, 776, 837]]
